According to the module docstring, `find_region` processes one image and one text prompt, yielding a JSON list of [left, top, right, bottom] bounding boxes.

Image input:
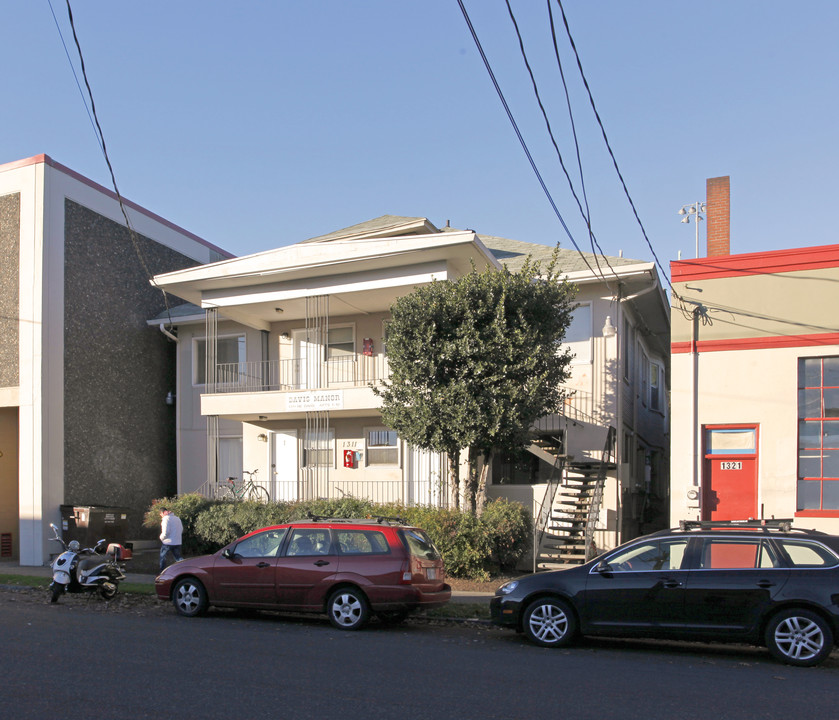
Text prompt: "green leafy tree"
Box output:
[[376, 254, 576, 511]]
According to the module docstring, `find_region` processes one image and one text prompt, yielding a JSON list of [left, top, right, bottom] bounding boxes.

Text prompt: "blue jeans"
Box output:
[[160, 544, 183, 572]]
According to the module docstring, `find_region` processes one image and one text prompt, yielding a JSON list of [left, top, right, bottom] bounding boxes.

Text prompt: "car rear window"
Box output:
[[699, 539, 781, 569], [336, 529, 390, 555], [399, 529, 441, 560], [775, 539, 839, 568]]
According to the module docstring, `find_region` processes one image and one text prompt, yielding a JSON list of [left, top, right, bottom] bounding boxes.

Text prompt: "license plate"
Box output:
[[426, 568, 436, 580]]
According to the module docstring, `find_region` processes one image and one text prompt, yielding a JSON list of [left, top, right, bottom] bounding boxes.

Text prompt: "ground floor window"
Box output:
[[365, 427, 399, 466], [303, 429, 334, 468], [797, 356, 839, 511]]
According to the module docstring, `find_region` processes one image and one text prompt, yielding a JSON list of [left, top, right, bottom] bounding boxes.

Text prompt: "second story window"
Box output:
[[194, 335, 245, 385], [327, 326, 354, 359], [650, 363, 662, 412]]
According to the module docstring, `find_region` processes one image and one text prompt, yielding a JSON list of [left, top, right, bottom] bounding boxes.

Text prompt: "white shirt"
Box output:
[[160, 514, 183, 546]]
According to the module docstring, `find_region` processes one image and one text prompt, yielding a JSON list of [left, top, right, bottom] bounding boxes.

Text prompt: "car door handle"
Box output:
[[757, 580, 774, 588], [663, 580, 682, 588], [314, 560, 330, 567], [257, 562, 270, 568]]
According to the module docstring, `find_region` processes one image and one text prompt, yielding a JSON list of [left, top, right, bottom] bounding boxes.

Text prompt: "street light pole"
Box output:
[[678, 201, 707, 258]]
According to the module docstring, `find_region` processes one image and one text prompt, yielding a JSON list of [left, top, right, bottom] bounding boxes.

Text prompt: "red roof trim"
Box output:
[[0, 154, 233, 258], [672, 332, 839, 354], [671, 244, 839, 282]]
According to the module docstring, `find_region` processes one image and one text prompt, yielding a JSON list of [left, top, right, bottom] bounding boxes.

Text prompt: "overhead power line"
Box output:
[[455, 0, 613, 285], [504, 0, 621, 289], [554, 0, 676, 296], [59, 0, 174, 321]]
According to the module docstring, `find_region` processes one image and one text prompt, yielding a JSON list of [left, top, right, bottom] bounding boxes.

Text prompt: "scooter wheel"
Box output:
[[99, 582, 118, 600], [50, 585, 64, 603]]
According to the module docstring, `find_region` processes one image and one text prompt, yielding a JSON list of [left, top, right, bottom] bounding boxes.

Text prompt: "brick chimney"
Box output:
[[706, 176, 730, 256]]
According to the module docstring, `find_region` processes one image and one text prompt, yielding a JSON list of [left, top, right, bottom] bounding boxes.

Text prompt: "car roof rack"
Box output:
[[678, 518, 794, 533], [304, 513, 408, 526]]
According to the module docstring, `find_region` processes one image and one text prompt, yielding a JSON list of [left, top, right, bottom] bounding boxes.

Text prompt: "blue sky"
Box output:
[[4, 1, 839, 276]]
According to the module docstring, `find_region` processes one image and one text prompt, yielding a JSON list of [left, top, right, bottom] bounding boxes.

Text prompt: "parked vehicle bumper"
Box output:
[[490, 595, 522, 628]]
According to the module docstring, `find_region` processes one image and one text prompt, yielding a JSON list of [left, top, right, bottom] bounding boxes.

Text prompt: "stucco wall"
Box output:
[[62, 199, 200, 537], [0, 193, 20, 389], [670, 344, 839, 533]]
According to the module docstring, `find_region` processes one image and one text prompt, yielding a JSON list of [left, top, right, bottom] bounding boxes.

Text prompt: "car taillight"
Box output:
[[400, 560, 412, 583]]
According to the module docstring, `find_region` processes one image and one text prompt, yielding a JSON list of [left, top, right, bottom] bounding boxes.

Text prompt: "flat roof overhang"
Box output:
[[153, 231, 499, 330]]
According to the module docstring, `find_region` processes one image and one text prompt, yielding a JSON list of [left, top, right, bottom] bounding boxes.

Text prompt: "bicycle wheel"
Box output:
[[247, 484, 270, 503], [217, 484, 235, 501]]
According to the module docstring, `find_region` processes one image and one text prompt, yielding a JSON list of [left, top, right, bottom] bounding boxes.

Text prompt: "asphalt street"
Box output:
[[1, 588, 837, 720]]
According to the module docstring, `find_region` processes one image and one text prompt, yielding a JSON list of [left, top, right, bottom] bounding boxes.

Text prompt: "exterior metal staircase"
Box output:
[[532, 425, 615, 569]]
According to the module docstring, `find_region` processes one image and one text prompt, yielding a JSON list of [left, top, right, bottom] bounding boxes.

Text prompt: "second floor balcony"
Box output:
[[207, 354, 599, 427], [212, 355, 391, 394]]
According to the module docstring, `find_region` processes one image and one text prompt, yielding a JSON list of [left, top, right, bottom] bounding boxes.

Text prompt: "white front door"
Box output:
[[272, 431, 299, 501]]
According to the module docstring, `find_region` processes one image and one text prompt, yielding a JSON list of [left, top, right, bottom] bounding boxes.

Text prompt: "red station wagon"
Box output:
[[155, 516, 451, 629]]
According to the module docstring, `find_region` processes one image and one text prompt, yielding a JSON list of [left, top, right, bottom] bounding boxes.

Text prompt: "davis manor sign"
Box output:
[[286, 390, 344, 412]]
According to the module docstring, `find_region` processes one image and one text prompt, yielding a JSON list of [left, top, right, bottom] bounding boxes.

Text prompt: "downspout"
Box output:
[[691, 307, 700, 517], [615, 287, 623, 544], [158, 323, 179, 343]]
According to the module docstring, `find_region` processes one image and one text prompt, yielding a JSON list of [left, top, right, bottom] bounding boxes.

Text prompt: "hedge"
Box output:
[[144, 494, 532, 580]]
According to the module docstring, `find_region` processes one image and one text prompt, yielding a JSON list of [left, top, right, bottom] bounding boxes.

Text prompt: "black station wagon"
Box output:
[[491, 520, 839, 666]]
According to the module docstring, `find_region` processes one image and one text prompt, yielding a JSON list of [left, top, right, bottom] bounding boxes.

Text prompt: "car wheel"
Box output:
[[765, 608, 834, 667], [172, 578, 209, 618], [522, 597, 576, 648], [327, 587, 370, 630]]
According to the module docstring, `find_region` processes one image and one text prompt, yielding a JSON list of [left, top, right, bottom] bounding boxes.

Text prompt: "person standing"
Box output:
[[159, 508, 183, 572]]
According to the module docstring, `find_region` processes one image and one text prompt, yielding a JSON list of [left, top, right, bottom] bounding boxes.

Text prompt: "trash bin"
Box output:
[[59, 505, 131, 546]]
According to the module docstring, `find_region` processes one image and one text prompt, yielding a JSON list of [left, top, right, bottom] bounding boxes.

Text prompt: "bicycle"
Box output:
[[216, 469, 270, 502]]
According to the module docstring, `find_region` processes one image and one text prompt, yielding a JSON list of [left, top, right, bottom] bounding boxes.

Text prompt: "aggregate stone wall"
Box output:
[[0, 193, 20, 388], [63, 199, 201, 539]]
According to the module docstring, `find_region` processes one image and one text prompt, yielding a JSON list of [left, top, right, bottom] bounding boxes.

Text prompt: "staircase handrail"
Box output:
[[584, 426, 615, 561]]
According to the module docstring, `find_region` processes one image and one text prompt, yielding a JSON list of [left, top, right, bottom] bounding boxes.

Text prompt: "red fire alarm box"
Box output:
[[343, 449, 355, 468]]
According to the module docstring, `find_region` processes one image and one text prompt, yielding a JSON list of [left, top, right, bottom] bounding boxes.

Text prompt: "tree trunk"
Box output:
[[475, 449, 492, 517], [448, 448, 460, 510]]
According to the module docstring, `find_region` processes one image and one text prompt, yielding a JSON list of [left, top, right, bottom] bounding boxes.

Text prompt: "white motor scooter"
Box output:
[[48, 523, 130, 603]]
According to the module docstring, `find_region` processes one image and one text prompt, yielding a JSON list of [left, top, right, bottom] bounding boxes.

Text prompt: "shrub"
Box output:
[[480, 498, 532, 571], [144, 495, 532, 580], [143, 494, 215, 555]]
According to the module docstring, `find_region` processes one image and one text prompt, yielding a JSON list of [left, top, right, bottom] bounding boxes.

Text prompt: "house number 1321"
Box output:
[[720, 461, 742, 470]]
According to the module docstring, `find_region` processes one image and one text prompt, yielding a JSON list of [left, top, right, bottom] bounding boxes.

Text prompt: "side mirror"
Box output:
[[595, 560, 612, 574], [222, 548, 233, 559]]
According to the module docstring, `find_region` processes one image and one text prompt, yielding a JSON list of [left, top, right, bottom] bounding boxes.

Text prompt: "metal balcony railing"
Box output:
[[212, 355, 391, 393]]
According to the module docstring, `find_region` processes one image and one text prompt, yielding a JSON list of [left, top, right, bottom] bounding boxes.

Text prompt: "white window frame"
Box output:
[[639, 351, 650, 407], [303, 429, 335, 468], [326, 324, 355, 360], [193, 334, 246, 386], [364, 426, 401, 467], [649, 362, 663, 412]]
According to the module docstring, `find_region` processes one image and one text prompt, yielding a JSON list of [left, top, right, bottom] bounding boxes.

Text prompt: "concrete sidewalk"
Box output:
[[0, 560, 493, 604]]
